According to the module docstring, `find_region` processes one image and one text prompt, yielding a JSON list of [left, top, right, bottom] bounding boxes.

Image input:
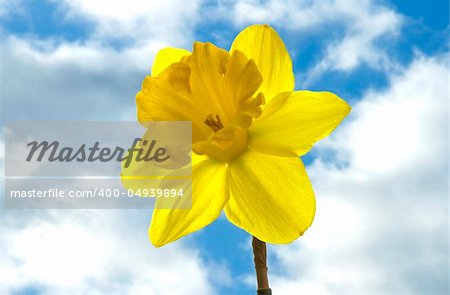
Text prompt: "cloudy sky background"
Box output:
[[0, 0, 448, 294]]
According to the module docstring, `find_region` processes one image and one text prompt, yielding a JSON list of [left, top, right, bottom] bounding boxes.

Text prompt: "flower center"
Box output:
[[194, 92, 265, 162], [193, 125, 248, 162], [204, 114, 224, 132]]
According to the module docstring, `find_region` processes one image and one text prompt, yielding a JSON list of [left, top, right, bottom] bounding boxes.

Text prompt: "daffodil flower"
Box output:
[[136, 24, 351, 247]]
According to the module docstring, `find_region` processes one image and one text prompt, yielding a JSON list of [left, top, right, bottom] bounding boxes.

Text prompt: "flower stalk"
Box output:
[[252, 236, 272, 294]]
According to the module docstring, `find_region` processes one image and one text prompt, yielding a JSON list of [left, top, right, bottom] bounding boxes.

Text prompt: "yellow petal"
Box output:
[[183, 42, 262, 125], [249, 91, 351, 156], [223, 50, 262, 105], [224, 149, 315, 244], [149, 159, 229, 247], [152, 47, 190, 77], [230, 24, 294, 104], [137, 43, 263, 144], [191, 152, 209, 166], [137, 62, 209, 142], [120, 121, 193, 187]]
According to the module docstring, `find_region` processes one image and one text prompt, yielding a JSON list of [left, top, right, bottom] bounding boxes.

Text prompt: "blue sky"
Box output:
[[0, 0, 448, 294]]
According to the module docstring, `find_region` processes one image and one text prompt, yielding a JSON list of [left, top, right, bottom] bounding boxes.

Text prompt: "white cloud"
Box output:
[[268, 54, 449, 294], [1, 1, 447, 294], [0, 0, 208, 122], [229, 0, 403, 83], [0, 210, 214, 295], [0, 0, 18, 17], [0, 2, 217, 295], [0, 36, 140, 121], [57, 0, 202, 46]]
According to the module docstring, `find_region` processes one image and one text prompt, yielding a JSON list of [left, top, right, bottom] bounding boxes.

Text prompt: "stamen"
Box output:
[[204, 114, 224, 132]]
